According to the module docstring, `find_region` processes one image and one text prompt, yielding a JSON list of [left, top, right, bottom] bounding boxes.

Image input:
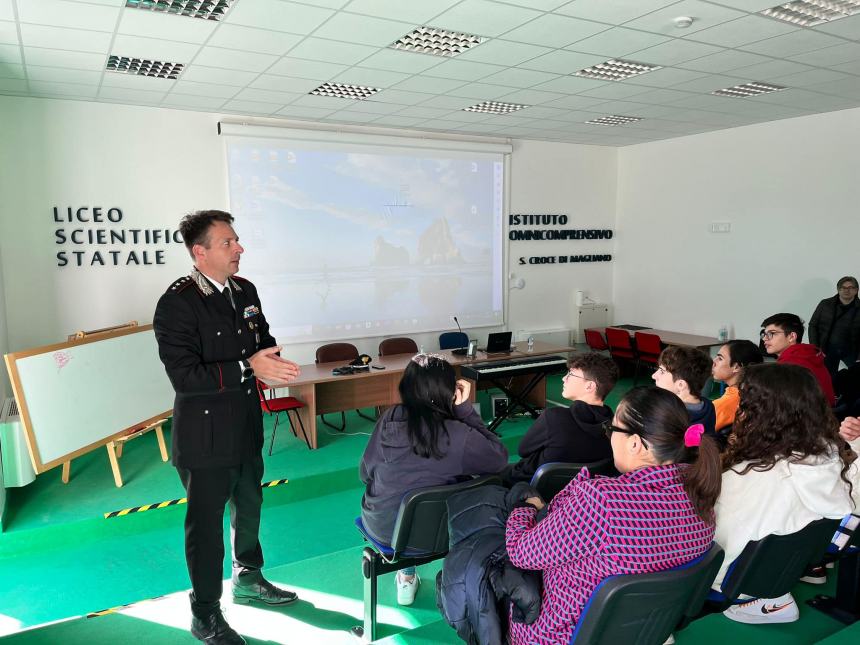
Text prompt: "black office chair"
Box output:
[[706, 517, 840, 612], [439, 331, 468, 350], [807, 514, 860, 624], [351, 474, 501, 641], [530, 458, 616, 502], [570, 545, 724, 645]]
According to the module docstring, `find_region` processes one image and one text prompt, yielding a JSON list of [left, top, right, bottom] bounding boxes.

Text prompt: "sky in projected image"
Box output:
[[227, 139, 504, 343]]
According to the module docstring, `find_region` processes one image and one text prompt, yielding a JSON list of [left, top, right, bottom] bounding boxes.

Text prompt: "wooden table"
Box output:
[[280, 341, 574, 449], [596, 327, 723, 350]]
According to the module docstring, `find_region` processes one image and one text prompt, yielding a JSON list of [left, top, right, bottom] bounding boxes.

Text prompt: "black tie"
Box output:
[[222, 286, 235, 310]]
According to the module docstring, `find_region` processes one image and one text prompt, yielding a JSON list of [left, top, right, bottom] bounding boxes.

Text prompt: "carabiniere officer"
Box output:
[[154, 210, 301, 645]]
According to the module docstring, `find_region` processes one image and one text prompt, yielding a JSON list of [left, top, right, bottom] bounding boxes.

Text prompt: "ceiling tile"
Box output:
[[102, 72, 175, 91], [0, 19, 15, 44], [529, 74, 607, 94], [0, 76, 27, 91], [479, 67, 559, 88], [495, 87, 567, 104], [343, 0, 460, 23], [274, 104, 337, 119], [367, 114, 426, 127], [0, 62, 23, 78], [17, 0, 120, 31], [234, 87, 302, 104], [117, 8, 217, 43], [790, 42, 860, 67], [28, 79, 96, 97], [728, 58, 816, 80], [0, 0, 12, 21], [431, 0, 543, 38], [741, 30, 846, 58], [578, 82, 659, 100], [687, 14, 798, 48], [833, 60, 860, 75], [806, 77, 860, 99], [445, 82, 517, 99], [392, 75, 466, 93], [676, 49, 772, 73], [393, 104, 457, 118], [622, 67, 704, 87], [423, 58, 505, 81], [809, 13, 860, 39], [111, 34, 201, 62], [23, 47, 104, 70], [162, 94, 227, 110], [771, 68, 854, 88], [336, 99, 405, 113], [313, 13, 415, 47], [20, 23, 111, 53], [0, 42, 19, 64], [630, 39, 723, 66], [99, 85, 166, 104], [371, 88, 435, 104], [541, 94, 608, 110], [624, 87, 696, 104], [555, 0, 680, 26], [171, 80, 238, 98], [623, 1, 747, 36], [287, 38, 379, 65], [193, 46, 278, 73], [207, 25, 302, 56], [454, 39, 552, 66], [518, 49, 604, 74], [669, 73, 748, 93], [512, 105, 569, 119], [416, 94, 474, 109], [290, 93, 356, 108], [226, 0, 334, 34], [267, 57, 347, 80], [180, 65, 258, 86], [221, 99, 281, 114], [566, 27, 670, 57], [332, 66, 410, 87], [502, 14, 609, 48], [249, 74, 321, 94], [357, 48, 443, 73], [26, 64, 100, 84]]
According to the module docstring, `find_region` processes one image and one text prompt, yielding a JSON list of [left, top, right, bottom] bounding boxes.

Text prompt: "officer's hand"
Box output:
[[841, 417, 860, 442], [249, 346, 301, 384]]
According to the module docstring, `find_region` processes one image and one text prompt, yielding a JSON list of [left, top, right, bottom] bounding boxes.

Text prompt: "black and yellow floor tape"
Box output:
[[103, 478, 289, 519]]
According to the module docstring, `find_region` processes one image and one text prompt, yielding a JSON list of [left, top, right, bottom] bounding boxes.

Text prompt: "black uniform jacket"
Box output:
[[154, 268, 276, 469]]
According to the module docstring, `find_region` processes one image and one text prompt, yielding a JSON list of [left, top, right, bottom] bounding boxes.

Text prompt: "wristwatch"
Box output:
[[240, 360, 254, 381]]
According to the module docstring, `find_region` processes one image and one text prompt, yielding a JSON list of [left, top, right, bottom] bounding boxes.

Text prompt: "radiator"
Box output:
[[0, 397, 36, 487], [573, 304, 611, 344]]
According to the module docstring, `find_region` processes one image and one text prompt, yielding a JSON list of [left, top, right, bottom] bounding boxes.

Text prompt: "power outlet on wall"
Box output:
[[710, 222, 731, 233]]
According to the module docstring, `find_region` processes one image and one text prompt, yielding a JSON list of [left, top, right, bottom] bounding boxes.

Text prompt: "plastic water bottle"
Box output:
[[419, 344, 425, 354], [527, 336, 535, 352], [718, 326, 728, 342]]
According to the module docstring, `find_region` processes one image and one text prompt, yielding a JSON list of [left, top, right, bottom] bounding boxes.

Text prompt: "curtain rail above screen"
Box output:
[[217, 122, 513, 156]]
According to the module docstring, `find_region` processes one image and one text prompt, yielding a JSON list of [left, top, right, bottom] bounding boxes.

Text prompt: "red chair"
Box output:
[[633, 331, 663, 383], [605, 327, 637, 375], [258, 382, 309, 453], [585, 329, 609, 353], [378, 337, 419, 357]]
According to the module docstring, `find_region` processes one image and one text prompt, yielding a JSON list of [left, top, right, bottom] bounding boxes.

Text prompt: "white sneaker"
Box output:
[[396, 572, 420, 606], [722, 592, 799, 624], [662, 634, 675, 644]]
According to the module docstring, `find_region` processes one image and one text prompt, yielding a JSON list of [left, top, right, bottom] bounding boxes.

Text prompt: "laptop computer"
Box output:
[[480, 331, 514, 354]]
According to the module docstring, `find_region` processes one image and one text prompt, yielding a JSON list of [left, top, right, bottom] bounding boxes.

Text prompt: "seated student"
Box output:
[[652, 346, 717, 436], [503, 352, 618, 485], [359, 353, 508, 606], [714, 363, 859, 624], [505, 387, 720, 644], [711, 340, 763, 431], [761, 312, 836, 405]]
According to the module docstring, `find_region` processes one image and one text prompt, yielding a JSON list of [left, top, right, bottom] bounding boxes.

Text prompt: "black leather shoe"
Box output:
[[190, 610, 246, 645], [233, 578, 299, 606]]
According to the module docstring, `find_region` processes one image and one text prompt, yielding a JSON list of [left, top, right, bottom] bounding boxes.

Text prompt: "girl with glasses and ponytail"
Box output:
[[505, 387, 721, 645]]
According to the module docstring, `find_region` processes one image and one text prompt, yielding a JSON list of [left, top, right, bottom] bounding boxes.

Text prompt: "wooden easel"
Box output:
[[61, 321, 170, 487]]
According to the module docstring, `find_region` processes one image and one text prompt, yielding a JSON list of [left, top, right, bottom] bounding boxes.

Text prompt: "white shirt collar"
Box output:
[[198, 270, 228, 293]]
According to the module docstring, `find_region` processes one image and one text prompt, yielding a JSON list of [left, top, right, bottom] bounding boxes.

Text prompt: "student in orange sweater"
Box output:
[[711, 340, 763, 432]]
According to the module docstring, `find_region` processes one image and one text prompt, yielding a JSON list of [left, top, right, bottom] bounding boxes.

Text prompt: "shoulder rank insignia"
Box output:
[[169, 275, 194, 293]]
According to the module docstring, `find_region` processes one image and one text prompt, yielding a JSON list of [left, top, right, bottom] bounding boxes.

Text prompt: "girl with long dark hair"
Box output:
[[360, 353, 508, 605], [505, 386, 721, 644]]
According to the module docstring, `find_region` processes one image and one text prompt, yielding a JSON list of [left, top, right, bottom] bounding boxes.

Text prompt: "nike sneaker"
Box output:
[[723, 592, 799, 624], [800, 565, 827, 584]]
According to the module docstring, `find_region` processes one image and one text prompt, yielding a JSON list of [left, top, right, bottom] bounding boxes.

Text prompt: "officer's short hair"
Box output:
[[179, 210, 234, 258]]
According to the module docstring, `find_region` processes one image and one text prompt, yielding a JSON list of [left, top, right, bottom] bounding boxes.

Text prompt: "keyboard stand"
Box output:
[[485, 371, 547, 433]]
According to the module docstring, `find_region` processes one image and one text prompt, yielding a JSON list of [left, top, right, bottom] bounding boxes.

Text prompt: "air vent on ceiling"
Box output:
[[125, 0, 236, 21], [585, 115, 643, 126], [310, 82, 381, 100], [390, 26, 486, 57], [463, 101, 528, 115], [106, 55, 183, 79], [574, 59, 661, 82], [760, 0, 860, 27], [711, 81, 786, 97]]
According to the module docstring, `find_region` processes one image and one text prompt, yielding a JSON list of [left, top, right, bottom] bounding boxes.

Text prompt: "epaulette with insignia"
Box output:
[[167, 276, 194, 294], [228, 275, 245, 293]]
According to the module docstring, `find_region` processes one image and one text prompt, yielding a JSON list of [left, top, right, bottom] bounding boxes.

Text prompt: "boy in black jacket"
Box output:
[[503, 353, 618, 486]]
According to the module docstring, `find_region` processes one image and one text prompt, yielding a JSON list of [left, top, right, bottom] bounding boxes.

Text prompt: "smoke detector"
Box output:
[[673, 16, 694, 28]]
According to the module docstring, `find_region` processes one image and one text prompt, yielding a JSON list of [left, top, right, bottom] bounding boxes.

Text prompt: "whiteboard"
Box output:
[[4, 325, 174, 472]]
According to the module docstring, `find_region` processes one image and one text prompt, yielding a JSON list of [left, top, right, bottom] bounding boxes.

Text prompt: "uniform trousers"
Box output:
[[177, 450, 265, 619]]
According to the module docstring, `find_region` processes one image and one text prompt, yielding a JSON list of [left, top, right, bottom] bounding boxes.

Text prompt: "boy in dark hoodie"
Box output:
[[503, 352, 618, 485], [761, 313, 836, 406], [652, 346, 717, 437]]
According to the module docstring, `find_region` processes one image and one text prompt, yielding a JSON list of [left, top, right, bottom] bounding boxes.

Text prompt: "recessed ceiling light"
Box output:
[[760, 0, 860, 27], [390, 26, 486, 58], [125, 0, 236, 21], [463, 101, 528, 115], [106, 55, 183, 79], [585, 115, 643, 126], [711, 81, 787, 97], [310, 82, 380, 100], [574, 59, 661, 82]]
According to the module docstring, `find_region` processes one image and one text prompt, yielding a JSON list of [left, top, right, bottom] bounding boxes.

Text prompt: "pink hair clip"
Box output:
[[684, 423, 705, 448]]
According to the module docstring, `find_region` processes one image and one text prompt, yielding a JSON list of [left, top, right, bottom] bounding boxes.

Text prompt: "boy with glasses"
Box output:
[[502, 353, 618, 486], [760, 313, 835, 405], [652, 346, 717, 437]]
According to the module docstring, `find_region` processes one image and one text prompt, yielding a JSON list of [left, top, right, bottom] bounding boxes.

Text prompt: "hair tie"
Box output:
[[684, 423, 705, 448]]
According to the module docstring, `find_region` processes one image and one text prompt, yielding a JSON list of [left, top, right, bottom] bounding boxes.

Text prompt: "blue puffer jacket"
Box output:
[[436, 483, 542, 645]]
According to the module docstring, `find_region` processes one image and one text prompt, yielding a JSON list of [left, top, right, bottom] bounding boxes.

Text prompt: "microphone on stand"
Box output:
[[452, 316, 468, 355], [454, 316, 463, 335]]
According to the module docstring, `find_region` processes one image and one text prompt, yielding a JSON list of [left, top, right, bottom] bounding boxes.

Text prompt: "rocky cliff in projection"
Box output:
[[417, 218, 463, 265], [372, 236, 410, 266]]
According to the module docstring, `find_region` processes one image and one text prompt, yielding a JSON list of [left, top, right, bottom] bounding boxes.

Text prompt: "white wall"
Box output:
[[0, 96, 615, 381], [615, 106, 860, 343]]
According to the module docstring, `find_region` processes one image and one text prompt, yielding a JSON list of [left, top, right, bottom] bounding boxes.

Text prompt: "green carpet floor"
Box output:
[[1, 374, 857, 644]]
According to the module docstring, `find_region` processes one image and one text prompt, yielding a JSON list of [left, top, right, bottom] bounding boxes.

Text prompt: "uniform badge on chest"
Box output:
[[243, 305, 260, 319]]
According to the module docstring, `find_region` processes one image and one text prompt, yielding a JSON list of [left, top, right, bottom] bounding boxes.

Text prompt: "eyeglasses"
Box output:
[[564, 369, 591, 381], [411, 352, 446, 367], [603, 420, 649, 449], [839, 285, 858, 291], [760, 330, 787, 340], [655, 366, 668, 376]]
